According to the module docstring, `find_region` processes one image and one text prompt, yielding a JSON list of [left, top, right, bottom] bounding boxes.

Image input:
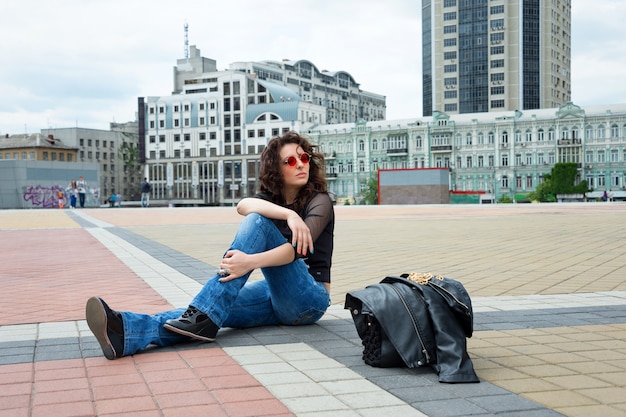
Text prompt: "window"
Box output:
[[490, 32, 504, 42], [490, 5, 504, 14], [491, 46, 504, 55], [444, 64, 457, 73], [444, 90, 457, 99], [444, 38, 457, 47], [444, 25, 457, 34], [490, 18, 504, 29], [490, 59, 504, 69], [444, 103, 458, 112], [444, 51, 457, 60], [444, 12, 457, 21], [611, 149, 619, 162], [491, 99, 505, 108]]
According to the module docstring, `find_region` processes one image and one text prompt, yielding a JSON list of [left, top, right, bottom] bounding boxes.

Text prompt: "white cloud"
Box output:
[[0, 0, 624, 134]]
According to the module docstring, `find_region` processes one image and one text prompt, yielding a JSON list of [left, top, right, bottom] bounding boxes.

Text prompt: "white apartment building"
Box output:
[[140, 46, 386, 206]]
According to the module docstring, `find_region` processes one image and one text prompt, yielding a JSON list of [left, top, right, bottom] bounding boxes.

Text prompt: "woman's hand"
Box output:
[[218, 250, 254, 282], [287, 212, 313, 257]]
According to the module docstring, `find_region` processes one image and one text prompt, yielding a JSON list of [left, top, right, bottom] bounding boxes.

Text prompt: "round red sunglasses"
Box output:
[[283, 153, 311, 167]]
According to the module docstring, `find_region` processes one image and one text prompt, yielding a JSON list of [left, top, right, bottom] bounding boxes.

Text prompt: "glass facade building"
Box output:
[[423, 0, 571, 116]]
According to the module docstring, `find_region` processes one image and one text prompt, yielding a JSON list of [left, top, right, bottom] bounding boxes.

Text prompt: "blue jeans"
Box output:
[[119, 213, 330, 356]]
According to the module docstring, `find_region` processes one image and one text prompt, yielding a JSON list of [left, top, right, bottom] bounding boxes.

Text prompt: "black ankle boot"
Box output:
[[86, 297, 124, 360], [163, 306, 219, 342]]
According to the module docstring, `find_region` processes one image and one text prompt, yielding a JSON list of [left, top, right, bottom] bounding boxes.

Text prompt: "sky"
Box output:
[[1, 0, 626, 135]]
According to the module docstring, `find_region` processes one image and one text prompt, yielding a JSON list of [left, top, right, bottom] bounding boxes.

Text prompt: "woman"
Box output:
[[77, 176, 87, 208], [86, 131, 334, 359], [68, 179, 78, 209]]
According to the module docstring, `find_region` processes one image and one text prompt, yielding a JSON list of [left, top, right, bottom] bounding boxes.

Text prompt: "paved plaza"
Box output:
[[0, 203, 625, 416]]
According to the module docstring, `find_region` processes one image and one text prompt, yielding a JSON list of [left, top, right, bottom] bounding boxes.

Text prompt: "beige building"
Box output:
[[422, 0, 571, 115], [41, 123, 141, 202], [0, 133, 78, 162]]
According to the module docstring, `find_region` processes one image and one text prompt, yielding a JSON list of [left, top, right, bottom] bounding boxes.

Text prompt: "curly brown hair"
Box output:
[[259, 131, 327, 213]]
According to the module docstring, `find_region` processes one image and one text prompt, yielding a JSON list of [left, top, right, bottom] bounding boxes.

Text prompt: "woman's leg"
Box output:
[[182, 213, 329, 329], [120, 307, 191, 355], [187, 213, 290, 326]]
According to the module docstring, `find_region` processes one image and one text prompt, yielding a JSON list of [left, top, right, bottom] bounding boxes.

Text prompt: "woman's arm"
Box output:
[[217, 243, 294, 282], [237, 197, 292, 219], [237, 197, 313, 256]]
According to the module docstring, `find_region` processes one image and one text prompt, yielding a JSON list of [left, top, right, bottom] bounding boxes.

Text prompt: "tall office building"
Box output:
[[422, 0, 571, 116]]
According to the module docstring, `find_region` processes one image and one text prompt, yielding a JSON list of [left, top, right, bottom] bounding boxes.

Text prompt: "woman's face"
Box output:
[[279, 143, 310, 191]]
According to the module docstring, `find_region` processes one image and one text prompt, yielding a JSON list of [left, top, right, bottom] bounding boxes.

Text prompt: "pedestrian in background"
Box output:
[[77, 176, 87, 208], [67, 179, 78, 209], [140, 178, 151, 207]]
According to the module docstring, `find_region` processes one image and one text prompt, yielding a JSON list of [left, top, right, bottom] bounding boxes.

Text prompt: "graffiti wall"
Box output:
[[22, 185, 101, 209], [0, 160, 99, 209]]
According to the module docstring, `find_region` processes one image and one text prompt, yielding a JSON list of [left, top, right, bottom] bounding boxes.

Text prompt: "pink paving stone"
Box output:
[[91, 382, 153, 401], [223, 398, 295, 417], [148, 377, 208, 395], [140, 368, 199, 384], [0, 394, 30, 410], [88, 372, 147, 388], [31, 401, 95, 417], [212, 386, 275, 403], [161, 404, 230, 417], [0, 364, 33, 386], [154, 390, 218, 409], [133, 350, 194, 364], [0, 408, 29, 417], [0, 382, 31, 396], [100, 411, 163, 417], [34, 366, 86, 381], [135, 358, 192, 373], [192, 363, 250, 379], [95, 396, 159, 415], [201, 373, 263, 390], [32, 388, 92, 406], [33, 377, 90, 393], [34, 358, 85, 371], [84, 357, 139, 377]]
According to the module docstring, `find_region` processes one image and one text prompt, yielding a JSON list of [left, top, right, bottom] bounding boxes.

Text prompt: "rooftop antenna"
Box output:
[[184, 21, 189, 59]]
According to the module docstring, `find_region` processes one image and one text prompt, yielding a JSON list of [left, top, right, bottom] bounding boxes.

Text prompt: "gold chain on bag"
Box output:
[[406, 272, 444, 285]]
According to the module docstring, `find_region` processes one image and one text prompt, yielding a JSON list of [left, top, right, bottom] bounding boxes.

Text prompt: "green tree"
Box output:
[[360, 176, 378, 205], [528, 163, 588, 202]]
